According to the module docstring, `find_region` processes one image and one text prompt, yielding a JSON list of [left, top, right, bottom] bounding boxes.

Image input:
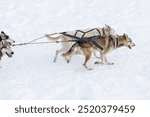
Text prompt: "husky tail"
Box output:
[[45, 33, 63, 41]]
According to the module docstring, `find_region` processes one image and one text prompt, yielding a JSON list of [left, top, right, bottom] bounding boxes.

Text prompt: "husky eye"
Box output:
[[5, 35, 9, 39], [127, 39, 132, 43], [8, 42, 11, 45]]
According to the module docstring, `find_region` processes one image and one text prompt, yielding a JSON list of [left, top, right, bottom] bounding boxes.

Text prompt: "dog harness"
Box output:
[[60, 28, 106, 50], [73, 28, 103, 38], [76, 35, 103, 50], [110, 35, 119, 49], [60, 28, 105, 39], [61, 32, 103, 50]]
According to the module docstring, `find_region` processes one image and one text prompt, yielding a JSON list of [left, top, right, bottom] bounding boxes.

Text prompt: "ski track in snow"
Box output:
[[0, 0, 150, 99]]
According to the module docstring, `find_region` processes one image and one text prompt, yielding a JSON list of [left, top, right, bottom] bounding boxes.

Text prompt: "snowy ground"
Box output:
[[0, 0, 150, 99]]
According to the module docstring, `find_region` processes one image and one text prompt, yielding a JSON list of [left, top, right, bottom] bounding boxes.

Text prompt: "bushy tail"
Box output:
[[45, 33, 63, 41]]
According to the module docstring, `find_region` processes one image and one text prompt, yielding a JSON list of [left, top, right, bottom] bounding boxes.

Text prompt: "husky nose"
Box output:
[[11, 52, 14, 54]]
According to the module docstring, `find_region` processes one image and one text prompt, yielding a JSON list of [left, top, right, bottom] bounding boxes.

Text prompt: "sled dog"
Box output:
[[45, 24, 117, 62], [62, 33, 135, 70], [0, 31, 14, 60]]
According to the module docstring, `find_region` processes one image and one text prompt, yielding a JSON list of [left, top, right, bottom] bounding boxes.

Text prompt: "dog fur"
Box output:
[[62, 33, 135, 70], [0, 31, 14, 60], [45, 25, 117, 62]]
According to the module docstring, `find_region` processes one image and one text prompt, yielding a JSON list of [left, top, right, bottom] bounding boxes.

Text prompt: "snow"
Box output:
[[0, 0, 150, 99]]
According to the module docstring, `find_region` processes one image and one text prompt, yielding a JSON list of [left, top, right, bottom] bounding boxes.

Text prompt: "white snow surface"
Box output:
[[0, 0, 150, 99]]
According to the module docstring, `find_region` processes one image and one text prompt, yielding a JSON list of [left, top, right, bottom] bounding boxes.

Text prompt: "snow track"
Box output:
[[0, 0, 150, 99]]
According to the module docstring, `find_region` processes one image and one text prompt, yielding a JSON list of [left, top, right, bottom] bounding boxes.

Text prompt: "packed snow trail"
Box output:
[[0, 0, 150, 99]]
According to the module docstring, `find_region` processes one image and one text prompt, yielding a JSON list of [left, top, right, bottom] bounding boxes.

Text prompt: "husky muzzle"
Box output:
[[128, 43, 135, 49]]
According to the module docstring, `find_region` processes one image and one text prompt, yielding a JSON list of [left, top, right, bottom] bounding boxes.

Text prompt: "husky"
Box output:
[[45, 24, 117, 62], [0, 41, 14, 59], [0, 31, 15, 45], [0, 31, 14, 60], [62, 33, 135, 70]]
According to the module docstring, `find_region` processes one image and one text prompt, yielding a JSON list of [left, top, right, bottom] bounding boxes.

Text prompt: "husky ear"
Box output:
[[123, 33, 127, 39], [105, 24, 108, 27], [105, 24, 110, 29], [1, 31, 4, 34]]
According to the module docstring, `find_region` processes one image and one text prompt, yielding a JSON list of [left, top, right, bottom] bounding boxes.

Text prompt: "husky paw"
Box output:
[[107, 62, 114, 65], [61, 53, 70, 63], [87, 67, 93, 70], [94, 61, 104, 64], [67, 59, 70, 63], [64, 57, 70, 64], [85, 67, 93, 70], [83, 65, 93, 70], [53, 59, 56, 63]]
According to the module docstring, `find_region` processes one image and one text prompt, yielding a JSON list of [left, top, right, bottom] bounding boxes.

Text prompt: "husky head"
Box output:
[[1, 31, 10, 40], [0, 31, 14, 58], [123, 33, 135, 49], [104, 24, 117, 36], [1, 31, 15, 45], [3, 47, 14, 58], [1, 40, 14, 58]]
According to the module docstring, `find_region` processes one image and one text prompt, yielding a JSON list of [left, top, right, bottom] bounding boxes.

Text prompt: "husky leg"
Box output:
[[53, 49, 63, 62], [94, 51, 104, 64], [93, 51, 100, 59], [95, 53, 114, 65], [104, 55, 114, 65], [82, 48, 92, 70], [61, 43, 78, 63]]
